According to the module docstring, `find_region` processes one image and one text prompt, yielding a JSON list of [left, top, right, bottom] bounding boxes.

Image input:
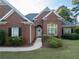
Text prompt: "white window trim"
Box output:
[[47, 24, 57, 36], [63, 28, 71, 34], [11, 27, 19, 37]]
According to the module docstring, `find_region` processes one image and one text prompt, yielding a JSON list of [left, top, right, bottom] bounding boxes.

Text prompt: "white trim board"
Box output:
[[62, 25, 75, 27], [0, 9, 14, 21], [21, 21, 32, 24], [30, 24, 32, 44]]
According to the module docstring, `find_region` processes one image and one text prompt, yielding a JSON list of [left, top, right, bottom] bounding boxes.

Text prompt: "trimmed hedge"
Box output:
[[62, 33, 79, 40], [9, 36, 24, 46], [44, 36, 62, 48], [75, 27, 79, 34], [0, 29, 6, 45]]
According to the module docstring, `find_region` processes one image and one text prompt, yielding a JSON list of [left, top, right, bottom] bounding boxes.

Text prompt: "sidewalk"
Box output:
[[0, 38, 42, 52]]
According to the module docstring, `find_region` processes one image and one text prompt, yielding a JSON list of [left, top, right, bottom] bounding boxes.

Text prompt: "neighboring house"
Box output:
[[0, 0, 35, 46], [62, 13, 79, 34]]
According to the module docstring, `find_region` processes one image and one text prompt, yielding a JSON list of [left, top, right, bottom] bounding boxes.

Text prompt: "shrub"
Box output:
[[43, 36, 49, 42], [0, 29, 6, 45], [62, 33, 79, 40], [75, 27, 79, 34], [47, 36, 62, 48], [9, 36, 24, 46]]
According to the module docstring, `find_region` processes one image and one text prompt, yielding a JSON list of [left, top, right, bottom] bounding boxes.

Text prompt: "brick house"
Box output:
[[0, 0, 76, 46]]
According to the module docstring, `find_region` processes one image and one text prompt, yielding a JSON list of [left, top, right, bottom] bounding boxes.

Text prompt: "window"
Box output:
[[63, 28, 71, 34], [47, 24, 57, 36], [11, 27, 19, 37]]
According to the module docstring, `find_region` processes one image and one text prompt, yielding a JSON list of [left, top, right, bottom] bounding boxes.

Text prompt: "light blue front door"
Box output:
[[36, 27, 42, 37]]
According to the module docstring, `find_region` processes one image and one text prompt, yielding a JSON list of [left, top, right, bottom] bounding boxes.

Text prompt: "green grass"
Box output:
[[0, 40, 79, 59]]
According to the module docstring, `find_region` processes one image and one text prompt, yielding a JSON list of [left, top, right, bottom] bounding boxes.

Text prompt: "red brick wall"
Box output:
[[43, 12, 62, 37], [31, 25, 35, 43]]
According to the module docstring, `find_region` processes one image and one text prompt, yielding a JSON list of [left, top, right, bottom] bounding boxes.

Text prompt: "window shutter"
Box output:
[[19, 28, 22, 36], [8, 28, 11, 37], [71, 28, 73, 33], [62, 28, 63, 34]]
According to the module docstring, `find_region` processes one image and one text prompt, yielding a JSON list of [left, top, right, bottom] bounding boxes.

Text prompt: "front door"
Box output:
[[36, 27, 42, 37]]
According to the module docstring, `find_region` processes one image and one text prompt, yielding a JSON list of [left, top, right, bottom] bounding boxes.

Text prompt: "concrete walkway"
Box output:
[[0, 38, 42, 52]]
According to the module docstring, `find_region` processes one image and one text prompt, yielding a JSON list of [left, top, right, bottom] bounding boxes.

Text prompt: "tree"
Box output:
[[56, 5, 74, 22], [72, 0, 79, 15], [72, 0, 79, 5]]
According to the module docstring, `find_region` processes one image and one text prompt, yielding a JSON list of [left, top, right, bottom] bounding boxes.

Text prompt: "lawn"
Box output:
[[0, 40, 79, 59]]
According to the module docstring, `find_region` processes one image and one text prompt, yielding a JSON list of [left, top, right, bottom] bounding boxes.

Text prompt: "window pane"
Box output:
[[47, 24, 57, 35], [51, 28, 55, 34], [12, 27, 19, 37], [63, 28, 71, 34], [51, 24, 54, 28]]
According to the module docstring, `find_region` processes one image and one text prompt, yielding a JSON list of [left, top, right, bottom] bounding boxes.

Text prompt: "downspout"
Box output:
[[75, 17, 76, 32], [41, 19, 43, 40], [74, 16, 76, 32], [30, 24, 32, 45]]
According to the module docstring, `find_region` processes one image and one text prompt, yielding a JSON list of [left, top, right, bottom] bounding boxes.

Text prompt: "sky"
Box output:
[[7, 0, 73, 15]]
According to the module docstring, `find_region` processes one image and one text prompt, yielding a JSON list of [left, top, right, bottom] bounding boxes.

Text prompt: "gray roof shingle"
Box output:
[[25, 13, 38, 21]]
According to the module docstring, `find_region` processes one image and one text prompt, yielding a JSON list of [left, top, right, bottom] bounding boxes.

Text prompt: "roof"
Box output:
[[1, 0, 33, 24], [25, 13, 38, 21], [63, 21, 75, 25], [62, 20, 77, 27], [42, 7, 51, 12], [0, 5, 11, 19], [34, 7, 51, 19]]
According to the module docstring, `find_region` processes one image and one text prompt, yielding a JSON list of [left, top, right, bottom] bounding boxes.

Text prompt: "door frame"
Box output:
[[35, 25, 42, 38]]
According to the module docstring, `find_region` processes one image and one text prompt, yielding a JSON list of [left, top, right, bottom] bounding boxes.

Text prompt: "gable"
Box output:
[[43, 12, 62, 23], [6, 12, 25, 23], [45, 11, 59, 19], [43, 10, 64, 22], [0, 0, 33, 24], [41, 11, 64, 26]]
